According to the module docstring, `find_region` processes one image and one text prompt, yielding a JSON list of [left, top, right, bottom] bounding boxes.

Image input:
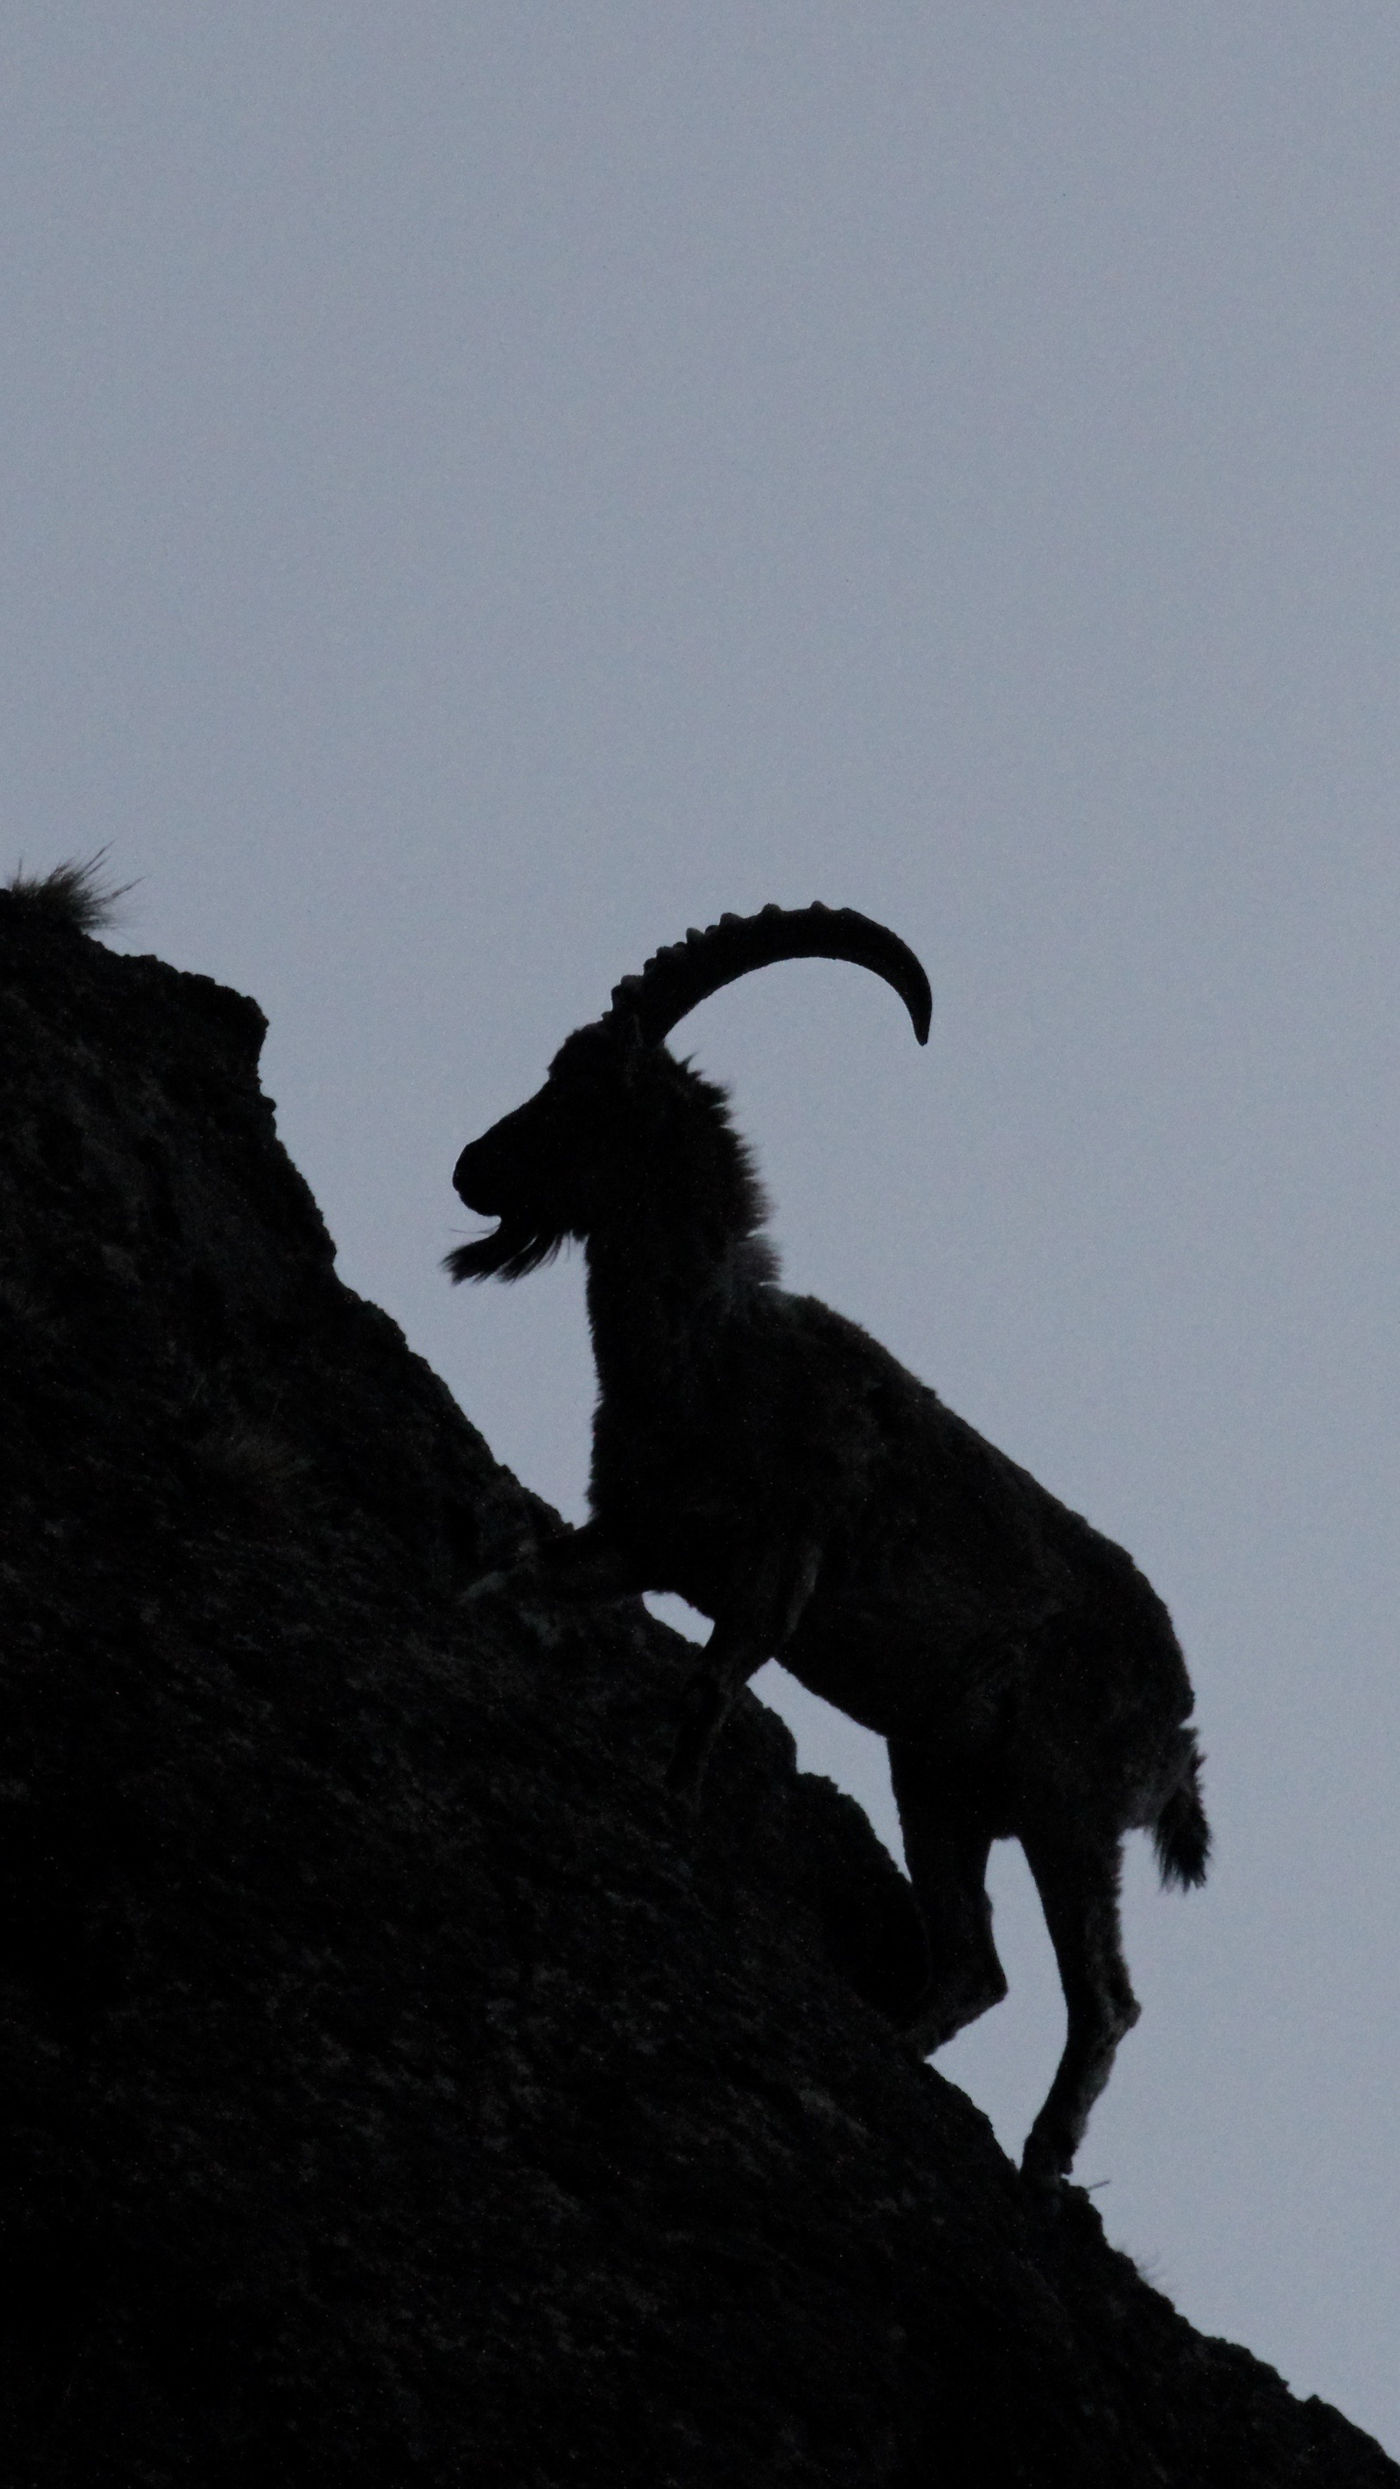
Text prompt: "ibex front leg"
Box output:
[[667, 1539, 821, 1804], [462, 1519, 652, 1610]]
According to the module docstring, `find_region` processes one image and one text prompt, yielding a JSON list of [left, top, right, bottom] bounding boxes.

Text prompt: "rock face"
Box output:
[[1, 892, 1392, 2489]]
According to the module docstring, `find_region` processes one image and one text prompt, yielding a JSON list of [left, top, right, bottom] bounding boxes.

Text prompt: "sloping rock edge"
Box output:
[[1, 895, 1391, 2487]]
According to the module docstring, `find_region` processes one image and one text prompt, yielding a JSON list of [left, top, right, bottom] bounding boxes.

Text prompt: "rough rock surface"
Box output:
[[1, 893, 1392, 2488]]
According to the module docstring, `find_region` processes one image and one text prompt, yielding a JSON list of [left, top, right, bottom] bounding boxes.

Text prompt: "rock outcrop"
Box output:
[[2, 891, 1392, 2486]]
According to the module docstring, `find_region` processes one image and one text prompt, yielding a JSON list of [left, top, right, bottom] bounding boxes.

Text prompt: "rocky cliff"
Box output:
[[2, 887, 1392, 2487]]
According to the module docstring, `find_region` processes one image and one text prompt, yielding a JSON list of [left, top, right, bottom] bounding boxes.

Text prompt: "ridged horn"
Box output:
[[605, 903, 932, 1046]]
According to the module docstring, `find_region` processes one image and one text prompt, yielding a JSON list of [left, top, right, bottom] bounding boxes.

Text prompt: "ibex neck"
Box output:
[[583, 1221, 773, 1400]]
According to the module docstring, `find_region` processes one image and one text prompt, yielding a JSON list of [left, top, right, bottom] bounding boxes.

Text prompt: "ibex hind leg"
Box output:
[[1019, 1830, 1140, 2190], [888, 1739, 1007, 2053]]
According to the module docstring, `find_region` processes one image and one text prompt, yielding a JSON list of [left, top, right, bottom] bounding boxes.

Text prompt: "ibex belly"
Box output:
[[779, 1586, 1034, 1754]]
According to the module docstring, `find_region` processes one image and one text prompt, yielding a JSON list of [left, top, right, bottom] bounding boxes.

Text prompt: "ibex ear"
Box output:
[[609, 998, 647, 1058]]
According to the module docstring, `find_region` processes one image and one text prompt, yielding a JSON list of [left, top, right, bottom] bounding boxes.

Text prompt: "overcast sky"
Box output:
[[4, 5, 1397, 2453]]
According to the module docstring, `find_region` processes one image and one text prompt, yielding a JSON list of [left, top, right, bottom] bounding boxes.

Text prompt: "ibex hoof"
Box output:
[[459, 1569, 511, 1606], [1019, 2131, 1072, 2197], [664, 1757, 704, 1808]]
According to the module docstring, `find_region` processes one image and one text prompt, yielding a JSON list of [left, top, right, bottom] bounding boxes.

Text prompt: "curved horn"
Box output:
[[606, 903, 932, 1047]]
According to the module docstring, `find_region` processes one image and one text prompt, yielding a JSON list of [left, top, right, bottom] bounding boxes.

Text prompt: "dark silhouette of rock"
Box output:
[[1, 889, 1392, 2486]]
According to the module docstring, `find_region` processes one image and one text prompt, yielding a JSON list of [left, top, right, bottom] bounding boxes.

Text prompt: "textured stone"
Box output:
[[1, 893, 1392, 2486]]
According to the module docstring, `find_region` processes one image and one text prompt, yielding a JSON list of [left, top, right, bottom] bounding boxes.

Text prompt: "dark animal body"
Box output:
[[449, 905, 1208, 2186]]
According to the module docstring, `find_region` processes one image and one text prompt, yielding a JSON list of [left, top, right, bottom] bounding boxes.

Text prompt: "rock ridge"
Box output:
[[1, 893, 1391, 2486]]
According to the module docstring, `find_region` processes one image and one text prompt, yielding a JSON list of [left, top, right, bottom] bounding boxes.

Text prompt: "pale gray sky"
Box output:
[[4, 6, 1397, 2451]]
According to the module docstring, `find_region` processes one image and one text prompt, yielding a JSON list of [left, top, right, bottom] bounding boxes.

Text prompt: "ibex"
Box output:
[[449, 904, 1208, 2185]]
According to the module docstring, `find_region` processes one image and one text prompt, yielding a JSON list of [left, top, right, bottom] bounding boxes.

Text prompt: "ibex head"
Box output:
[[447, 902, 931, 1283]]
